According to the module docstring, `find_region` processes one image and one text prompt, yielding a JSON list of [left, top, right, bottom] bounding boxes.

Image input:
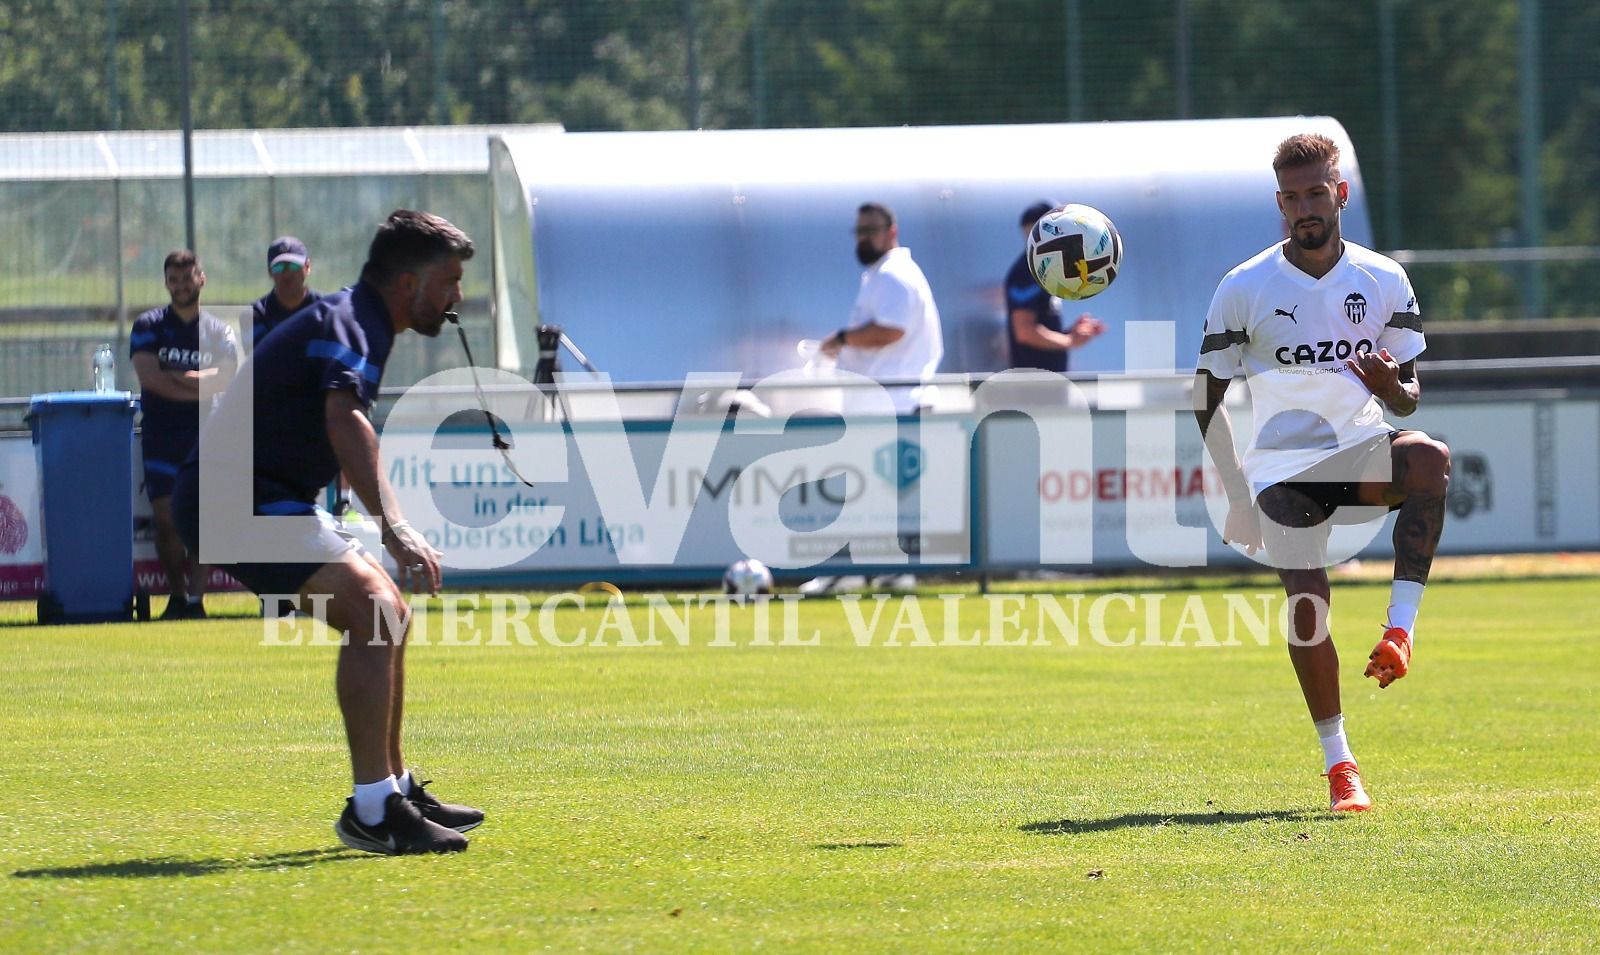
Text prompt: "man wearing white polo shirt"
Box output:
[[805, 201, 944, 596], [821, 201, 944, 414]]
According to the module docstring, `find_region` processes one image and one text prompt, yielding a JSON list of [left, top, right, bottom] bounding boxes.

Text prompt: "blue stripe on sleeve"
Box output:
[[306, 339, 382, 384], [259, 500, 317, 515], [142, 458, 180, 475]]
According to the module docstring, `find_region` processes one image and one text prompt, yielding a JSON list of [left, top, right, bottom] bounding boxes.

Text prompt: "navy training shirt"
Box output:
[[250, 287, 324, 349], [1004, 255, 1067, 373], [198, 281, 394, 507], [129, 306, 239, 434]]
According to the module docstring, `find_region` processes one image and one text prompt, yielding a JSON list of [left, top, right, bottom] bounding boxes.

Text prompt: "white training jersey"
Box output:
[[1195, 240, 1424, 495], [836, 246, 944, 412]]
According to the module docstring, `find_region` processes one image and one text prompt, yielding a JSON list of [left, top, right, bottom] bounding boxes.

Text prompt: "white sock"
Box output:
[[1315, 714, 1355, 773], [1388, 579, 1425, 640], [397, 770, 414, 796], [353, 775, 400, 826]]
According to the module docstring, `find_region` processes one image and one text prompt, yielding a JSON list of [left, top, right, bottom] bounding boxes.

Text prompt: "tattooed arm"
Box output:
[[1345, 348, 1420, 416]]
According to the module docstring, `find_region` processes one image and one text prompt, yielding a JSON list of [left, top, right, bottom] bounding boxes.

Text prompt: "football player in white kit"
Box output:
[[1194, 133, 1451, 812]]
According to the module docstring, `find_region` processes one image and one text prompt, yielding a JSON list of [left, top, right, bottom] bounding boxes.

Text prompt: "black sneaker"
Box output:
[[334, 792, 467, 855], [161, 599, 206, 620], [408, 779, 485, 833]]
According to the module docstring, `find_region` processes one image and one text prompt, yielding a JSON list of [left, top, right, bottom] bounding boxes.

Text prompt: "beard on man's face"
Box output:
[[412, 306, 446, 337], [855, 240, 884, 265], [409, 287, 448, 337], [1290, 217, 1334, 250]]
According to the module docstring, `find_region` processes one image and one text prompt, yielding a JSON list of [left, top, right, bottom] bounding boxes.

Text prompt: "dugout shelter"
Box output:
[[487, 116, 1373, 381]]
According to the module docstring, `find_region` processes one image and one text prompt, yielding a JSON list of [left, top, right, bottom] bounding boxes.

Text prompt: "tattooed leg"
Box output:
[[1390, 435, 1451, 583]]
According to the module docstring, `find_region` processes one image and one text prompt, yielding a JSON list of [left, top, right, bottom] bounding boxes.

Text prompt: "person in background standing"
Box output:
[[1006, 200, 1105, 372], [131, 249, 238, 619]]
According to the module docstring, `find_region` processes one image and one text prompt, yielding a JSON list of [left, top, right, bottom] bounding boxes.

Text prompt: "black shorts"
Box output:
[[170, 463, 364, 596], [1260, 431, 1403, 525], [140, 428, 197, 502], [142, 456, 181, 502]]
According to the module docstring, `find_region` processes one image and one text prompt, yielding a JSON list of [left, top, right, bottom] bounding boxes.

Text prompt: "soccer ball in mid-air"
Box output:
[[722, 558, 774, 596], [1026, 203, 1122, 300]]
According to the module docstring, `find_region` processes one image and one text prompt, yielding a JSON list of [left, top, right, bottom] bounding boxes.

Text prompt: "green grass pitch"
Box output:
[[2, 576, 1598, 952]]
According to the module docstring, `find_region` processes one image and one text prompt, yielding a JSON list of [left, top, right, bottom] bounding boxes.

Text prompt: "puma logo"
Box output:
[[1273, 305, 1299, 324]]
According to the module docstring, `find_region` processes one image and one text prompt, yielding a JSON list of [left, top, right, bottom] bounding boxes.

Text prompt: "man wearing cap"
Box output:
[[1006, 201, 1105, 372], [250, 237, 350, 523], [251, 236, 324, 349]]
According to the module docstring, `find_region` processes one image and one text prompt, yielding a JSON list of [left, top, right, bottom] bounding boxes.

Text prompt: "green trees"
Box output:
[[1, 0, 1595, 315]]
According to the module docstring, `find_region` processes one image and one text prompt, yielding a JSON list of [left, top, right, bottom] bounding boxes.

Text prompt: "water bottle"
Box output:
[[92, 343, 115, 393]]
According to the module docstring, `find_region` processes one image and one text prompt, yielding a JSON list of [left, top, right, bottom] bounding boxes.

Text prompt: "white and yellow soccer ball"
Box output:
[[722, 558, 774, 596], [1026, 203, 1122, 301]]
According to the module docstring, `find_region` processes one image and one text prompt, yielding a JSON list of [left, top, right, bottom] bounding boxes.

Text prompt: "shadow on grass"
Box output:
[[0, 610, 268, 628], [13, 847, 362, 879], [1021, 809, 1320, 835], [814, 841, 902, 851]]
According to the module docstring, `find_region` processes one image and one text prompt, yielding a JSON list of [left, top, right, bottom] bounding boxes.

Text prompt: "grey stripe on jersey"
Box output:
[[1200, 329, 1249, 354], [1386, 312, 1423, 331]]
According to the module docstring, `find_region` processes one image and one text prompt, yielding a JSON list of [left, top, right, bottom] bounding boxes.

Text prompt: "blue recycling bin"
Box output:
[[27, 391, 148, 623]]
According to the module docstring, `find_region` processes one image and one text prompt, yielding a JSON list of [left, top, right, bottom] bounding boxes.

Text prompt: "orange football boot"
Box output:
[[1325, 760, 1373, 812], [1365, 626, 1413, 689]]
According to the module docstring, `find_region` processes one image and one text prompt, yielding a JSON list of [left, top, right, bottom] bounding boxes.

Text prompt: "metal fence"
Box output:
[[2, 0, 1598, 398], [0, 125, 553, 394]]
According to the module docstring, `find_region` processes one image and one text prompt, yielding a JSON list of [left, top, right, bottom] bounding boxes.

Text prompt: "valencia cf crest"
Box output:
[[1343, 292, 1368, 324]]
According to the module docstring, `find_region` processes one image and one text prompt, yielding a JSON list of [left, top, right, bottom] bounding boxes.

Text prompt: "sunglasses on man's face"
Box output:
[[271, 261, 304, 274]]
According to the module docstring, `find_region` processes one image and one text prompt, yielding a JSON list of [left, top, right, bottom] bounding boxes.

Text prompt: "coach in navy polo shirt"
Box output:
[[249, 235, 323, 348], [171, 210, 482, 855], [130, 249, 239, 620], [250, 235, 353, 511]]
